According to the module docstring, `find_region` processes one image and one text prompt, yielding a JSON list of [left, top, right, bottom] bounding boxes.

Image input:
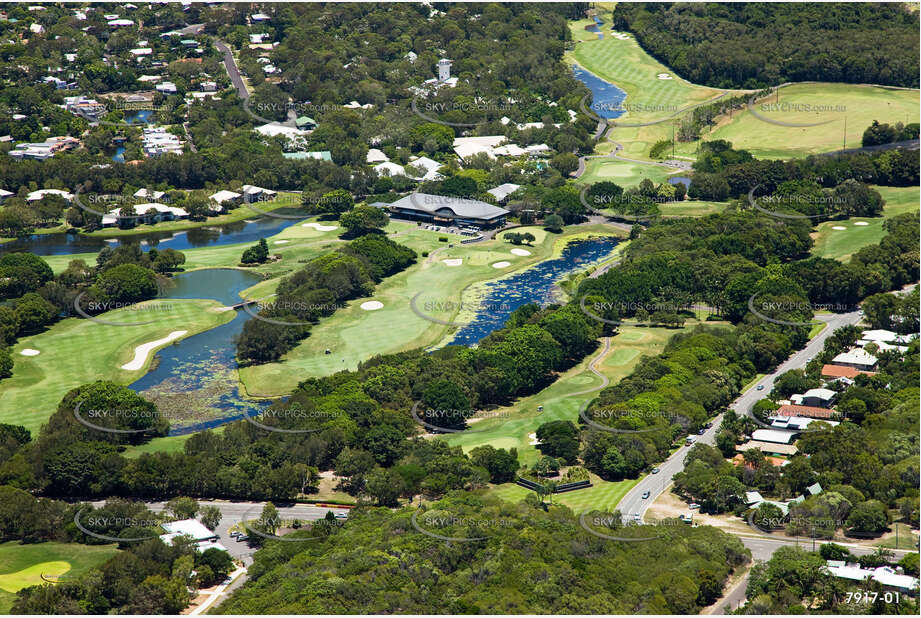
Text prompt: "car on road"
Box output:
[[642, 491, 650, 499], [633, 513, 641, 521], [756, 384, 764, 390], [688, 503, 700, 510], [236, 534, 249, 542], [651, 467, 659, 474], [697, 428, 705, 435], [335, 513, 348, 519]]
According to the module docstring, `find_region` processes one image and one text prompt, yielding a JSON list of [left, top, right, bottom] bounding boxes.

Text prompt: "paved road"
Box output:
[[215, 40, 249, 100], [712, 537, 914, 614], [615, 309, 862, 523]]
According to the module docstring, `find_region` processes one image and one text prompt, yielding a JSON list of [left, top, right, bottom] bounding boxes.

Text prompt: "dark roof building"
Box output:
[[388, 193, 509, 228]]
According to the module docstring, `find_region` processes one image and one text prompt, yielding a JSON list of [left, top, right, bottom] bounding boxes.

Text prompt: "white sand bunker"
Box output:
[[528, 432, 539, 445], [611, 32, 631, 40], [832, 226, 847, 230], [492, 261, 511, 268], [442, 258, 463, 266], [510, 248, 531, 256], [121, 331, 187, 371], [360, 300, 384, 311], [853, 221, 869, 226], [302, 222, 338, 232], [20, 348, 40, 356], [657, 73, 673, 80], [274, 239, 290, 244]]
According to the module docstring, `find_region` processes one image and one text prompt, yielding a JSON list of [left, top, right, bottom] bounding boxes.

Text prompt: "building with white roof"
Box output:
[[26, 189, 74, 202], [751, 429, 797, 444], [241, 184, 277, 203], [453, 135, 507, 160], [155, 81, 178, 94], [407, 156, 443, 180], [770, 416, 838, 431], [251, 12, 271, 22], [141, 127, 183, 157], [253, 124, 310, 141], [831, 348, 878, 371], [798, 388, 836, 408], [366, 148, 389, 163], [209, 190, 242, 212], [373, 161, 407, 177], [824, 562, 919, 593], [861, 329, 900, 343], [0, 189, 13, 203], [107, 18, 135, 27], [486, 183, 521, 203], [102, 203, 188, 227], [133, 188, 167, 201], [161, 518, 217, 541]]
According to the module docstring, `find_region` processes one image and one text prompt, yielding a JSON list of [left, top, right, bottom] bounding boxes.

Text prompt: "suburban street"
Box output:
[[215, 39, 249, 99], [617, 309, 862, 523], [612, 300, 918, 613]]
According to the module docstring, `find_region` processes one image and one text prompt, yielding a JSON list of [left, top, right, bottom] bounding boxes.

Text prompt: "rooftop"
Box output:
[[390, 193, 509, 222]]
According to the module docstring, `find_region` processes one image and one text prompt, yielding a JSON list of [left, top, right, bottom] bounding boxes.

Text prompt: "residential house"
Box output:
[[830, 348, 878, 371], [241, 185, 277, 203]]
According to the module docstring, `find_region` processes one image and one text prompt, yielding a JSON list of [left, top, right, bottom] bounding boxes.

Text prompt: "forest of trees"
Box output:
[[613, 3, 920, 89], [216, 494, 750, 614]]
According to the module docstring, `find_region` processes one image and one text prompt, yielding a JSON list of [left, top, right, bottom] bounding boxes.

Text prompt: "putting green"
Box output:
[[0, 299, 232, 434], [577, 158, 682, 187], [811, 186, 920, 261], [0, 542, 118, 613], [0, 561, 71, 592]]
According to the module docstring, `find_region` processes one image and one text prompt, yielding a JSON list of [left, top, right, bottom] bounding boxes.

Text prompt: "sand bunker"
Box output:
[[657, 73, 673, 80], [510, 248, 531, 256], [121, 331, 187, 371], [442, 258, 463, 266], [611, 32, 631, 40], [302, 222, 338, 232], [831, 226, 847, 230], [492, 261, 511, 268], [360, 300, 384, 311], [20, 348, 40, 356], [274, 239, 290, 244], [528, 432, 539, 445], [853, 221, 869, 226]]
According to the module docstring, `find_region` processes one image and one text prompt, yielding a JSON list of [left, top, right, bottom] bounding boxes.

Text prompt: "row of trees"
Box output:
[[688, 141, 919, 201], [235, 233, 415, 363]]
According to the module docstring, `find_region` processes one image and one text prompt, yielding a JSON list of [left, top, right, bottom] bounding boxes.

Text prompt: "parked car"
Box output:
[[688, 503, 700, 510], [633, 513, 641, 521], [642, 491, 650, 499], [651, 467, 660, 474], [334, 513, 348, 519], [756, 384, 764, 390], [697, 428, 705, 435], [236, 534, 249, 542]]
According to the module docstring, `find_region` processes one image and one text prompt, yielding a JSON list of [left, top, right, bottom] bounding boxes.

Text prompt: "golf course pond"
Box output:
[[573, 64, 627, 119], [0, 212, 305, 256], [130, 268, 275, 435], [449, 235, 621, 346]]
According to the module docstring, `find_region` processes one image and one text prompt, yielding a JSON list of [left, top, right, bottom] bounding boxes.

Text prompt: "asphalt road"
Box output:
[[616, 309, 862, 524], [215, 40, 249, 100]]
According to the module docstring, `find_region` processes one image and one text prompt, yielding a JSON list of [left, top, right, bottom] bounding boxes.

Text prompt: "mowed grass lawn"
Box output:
[[0, 542, 118, 613], [239, 224, 626, 397], [577, 158, 684, 187], [709, 83, 920, 159], [811, 186, 919, 261], [0, 299, 231, 434], [444, 321, 723, 513]]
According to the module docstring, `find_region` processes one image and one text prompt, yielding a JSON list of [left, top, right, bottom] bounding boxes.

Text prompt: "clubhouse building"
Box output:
[[387, 193, 509, 229]]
